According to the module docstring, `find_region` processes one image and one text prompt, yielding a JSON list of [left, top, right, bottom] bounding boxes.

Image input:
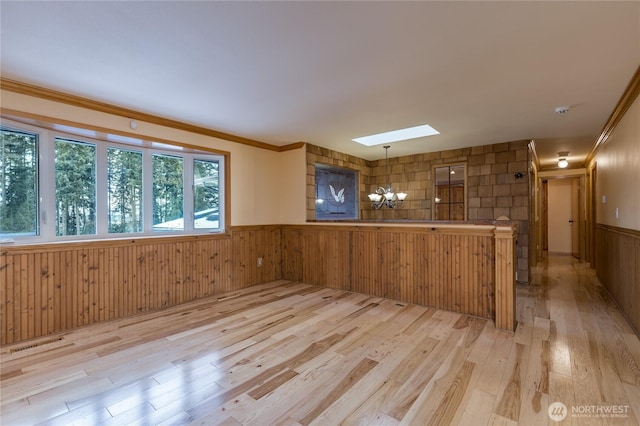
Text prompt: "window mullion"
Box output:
[[39, 129, 56, 241], [143, 150, 154, 235], [184, 155, 194, 232], [217, 159, 225, 230], [96, 143, 108, 236]]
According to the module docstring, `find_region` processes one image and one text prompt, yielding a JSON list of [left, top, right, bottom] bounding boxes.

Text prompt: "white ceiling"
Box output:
[[1, 1, 639, 166]]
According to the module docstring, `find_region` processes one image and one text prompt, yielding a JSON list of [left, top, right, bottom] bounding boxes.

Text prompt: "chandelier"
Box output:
[[368, 145, 407, 209]]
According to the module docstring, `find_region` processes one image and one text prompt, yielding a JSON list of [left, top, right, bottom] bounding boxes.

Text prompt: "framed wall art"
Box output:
[[314, 164, 359, 220]]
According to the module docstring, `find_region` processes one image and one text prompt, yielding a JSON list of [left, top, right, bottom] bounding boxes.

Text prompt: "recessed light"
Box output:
[[353, 124, 439, 146]]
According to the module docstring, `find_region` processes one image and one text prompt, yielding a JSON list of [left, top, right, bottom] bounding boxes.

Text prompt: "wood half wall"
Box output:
[[282, 224, 517, 328], [1, 223, 517, 345], [0, 226, 281, 345], [595, 224, 640, 335]]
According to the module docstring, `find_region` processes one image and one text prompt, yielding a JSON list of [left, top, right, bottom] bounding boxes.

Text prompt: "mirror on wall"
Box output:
[[433, 164, 466, 220]]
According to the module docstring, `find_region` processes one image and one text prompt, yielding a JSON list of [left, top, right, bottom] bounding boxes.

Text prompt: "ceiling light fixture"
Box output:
[[353, 124, 439, 146], [368, 145, 407, 209], [557, 151, 569, 168]]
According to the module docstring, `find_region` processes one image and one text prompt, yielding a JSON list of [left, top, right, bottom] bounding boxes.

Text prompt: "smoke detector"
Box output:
[[555, 106, 570, 115]]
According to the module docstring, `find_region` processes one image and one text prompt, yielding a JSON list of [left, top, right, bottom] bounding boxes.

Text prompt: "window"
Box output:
[[194, 159, 220, 229], [108, 147, 143, 233], [0, 120, 225, 243], [0, 128, 38, 237], [55, 138, 97, 236], [152, 154, 184, 231], [433, 164, 466, 220]]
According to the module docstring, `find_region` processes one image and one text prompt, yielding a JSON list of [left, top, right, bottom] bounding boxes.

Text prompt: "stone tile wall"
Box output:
[[306, 141, 531, 283]]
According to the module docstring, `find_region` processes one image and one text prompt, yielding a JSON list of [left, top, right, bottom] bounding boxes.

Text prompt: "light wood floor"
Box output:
[[1, 255, 639, 425]]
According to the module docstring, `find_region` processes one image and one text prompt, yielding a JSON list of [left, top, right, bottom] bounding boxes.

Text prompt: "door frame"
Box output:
[[540, 175, 586, 260]]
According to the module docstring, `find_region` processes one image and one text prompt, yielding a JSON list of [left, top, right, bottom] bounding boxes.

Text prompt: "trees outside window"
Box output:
[[1, 121, 225, 243], [108, 147, 143, 233], [55, 138, 96, 236], [0, 128, 38, 236], [194, 159, 219, 229], [153, 154, 184, 231]]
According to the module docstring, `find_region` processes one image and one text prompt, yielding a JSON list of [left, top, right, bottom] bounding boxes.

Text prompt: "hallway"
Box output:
[[1, 256, 639, 425], [518, 255, 640, 424]]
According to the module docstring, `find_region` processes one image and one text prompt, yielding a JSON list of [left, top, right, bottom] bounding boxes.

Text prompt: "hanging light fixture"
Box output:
[[368, 145, 407, 209], [557, 151, 569, 168]]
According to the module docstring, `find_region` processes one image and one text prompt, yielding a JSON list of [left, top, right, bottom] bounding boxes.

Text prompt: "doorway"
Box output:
[[546, 178, 580, 257]]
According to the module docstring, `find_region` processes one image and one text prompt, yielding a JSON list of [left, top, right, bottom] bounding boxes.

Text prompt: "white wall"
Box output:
[[595, 96, 640, 231], [276, 148, 307, 224], [0, 90, 307, 226]]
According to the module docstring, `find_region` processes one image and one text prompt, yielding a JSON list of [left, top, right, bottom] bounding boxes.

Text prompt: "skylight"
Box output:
[[352, 124, 439, 146]]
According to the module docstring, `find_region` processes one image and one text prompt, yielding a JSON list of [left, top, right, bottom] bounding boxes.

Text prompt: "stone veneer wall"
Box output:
[[306, 141, 531, 283]]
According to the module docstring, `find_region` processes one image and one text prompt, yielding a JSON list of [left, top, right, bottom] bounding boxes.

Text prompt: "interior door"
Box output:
[[548, 179, 573, 254]]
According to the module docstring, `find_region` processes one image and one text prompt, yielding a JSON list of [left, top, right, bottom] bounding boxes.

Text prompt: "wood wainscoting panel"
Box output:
[[282, 225, 499, 321], [230, 226, 282, 291], [0, 227, 281, 345], [1, 223, 515, 345], [495, 226, 517, 331], [595, 224, 640, 335], [281, 226, 351, 290]]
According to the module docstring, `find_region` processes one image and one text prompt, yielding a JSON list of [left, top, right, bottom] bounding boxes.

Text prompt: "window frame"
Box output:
[[432, 163, 467, 221], [0, 126, 40, 238], [0, 119, 226, 244]]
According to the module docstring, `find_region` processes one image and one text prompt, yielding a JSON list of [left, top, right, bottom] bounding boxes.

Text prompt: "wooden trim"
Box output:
[[0, 78, 301, 153], [586, 65, 640, 165], [278, 141, 306, 152], [283, 223, 497, 237], [528, 140, 540, 170], [538, 162, 586, 173], [230, 224, 283, 232], [494, 226, 517, 331], [0, 233, 232, 255], [1, 108, 231, 157], [595, 223, 640, 239]]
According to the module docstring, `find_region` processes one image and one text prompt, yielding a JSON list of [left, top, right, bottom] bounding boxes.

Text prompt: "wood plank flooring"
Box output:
[[1, 255, 639, 425]]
